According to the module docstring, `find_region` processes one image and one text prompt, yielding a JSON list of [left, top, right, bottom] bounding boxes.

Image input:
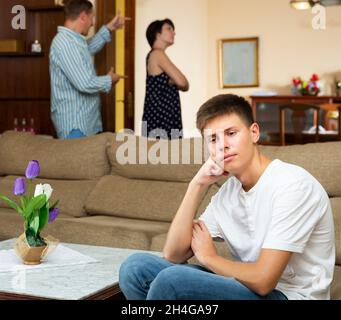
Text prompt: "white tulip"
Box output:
[[34, 183, 53, 201]]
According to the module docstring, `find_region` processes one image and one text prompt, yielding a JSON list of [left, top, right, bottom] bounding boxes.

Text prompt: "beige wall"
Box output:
[[88, 0, 96, 37], [135, 0, 341, 136], [208, 0, 341, 98]]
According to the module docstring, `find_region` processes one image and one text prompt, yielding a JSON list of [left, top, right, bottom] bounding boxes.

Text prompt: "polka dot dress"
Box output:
[[142, 52, 183, 140]]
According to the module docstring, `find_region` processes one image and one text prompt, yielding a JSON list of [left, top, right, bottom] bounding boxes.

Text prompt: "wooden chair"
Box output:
[[320, 103, 340, 130], [279, 103, 320, 146]]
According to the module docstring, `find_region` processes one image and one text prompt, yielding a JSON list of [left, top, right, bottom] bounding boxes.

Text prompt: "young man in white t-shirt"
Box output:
[[119, 94, 335, 300]]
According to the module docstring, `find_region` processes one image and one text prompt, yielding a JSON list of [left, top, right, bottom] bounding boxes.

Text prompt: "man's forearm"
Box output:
[[203, 255, 267, 295], [203, 249, 291, 296], [163, 182, 208, 263], [88, 26, 111, 55]]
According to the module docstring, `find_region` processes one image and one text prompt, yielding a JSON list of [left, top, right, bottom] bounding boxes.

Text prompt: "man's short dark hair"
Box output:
[[146, 19, 175, 47], [196, 94, 255, 133], [63, 0, 93, 20]]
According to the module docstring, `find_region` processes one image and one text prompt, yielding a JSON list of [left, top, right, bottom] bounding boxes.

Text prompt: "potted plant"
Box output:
[[0, 160, 60, 265]]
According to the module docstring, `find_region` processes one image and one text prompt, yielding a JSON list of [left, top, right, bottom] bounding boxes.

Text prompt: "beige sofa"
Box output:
[[0, 131, 340, 299]]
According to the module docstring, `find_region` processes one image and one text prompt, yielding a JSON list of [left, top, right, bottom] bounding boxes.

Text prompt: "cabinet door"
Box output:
[[256, 101, 328, 145], [256, 101, 286, 145]]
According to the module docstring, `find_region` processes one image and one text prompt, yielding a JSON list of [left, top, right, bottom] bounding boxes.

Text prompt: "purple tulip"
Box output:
[[48, 208, 60, 224], [13, 178, 26, 196], [25, 160, 40, 179]]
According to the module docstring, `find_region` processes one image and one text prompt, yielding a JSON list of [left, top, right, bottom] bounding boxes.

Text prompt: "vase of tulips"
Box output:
[[0, 160, 60, 265]]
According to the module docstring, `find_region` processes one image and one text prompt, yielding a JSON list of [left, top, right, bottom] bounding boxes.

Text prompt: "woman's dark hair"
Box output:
[[146, 19, 175, 47], [196, 94, 255, 133], [63, 0, 93, 20]]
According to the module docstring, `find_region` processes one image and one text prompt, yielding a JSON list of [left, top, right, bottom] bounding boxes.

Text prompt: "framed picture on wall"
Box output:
[[219, 37, 259, 88]]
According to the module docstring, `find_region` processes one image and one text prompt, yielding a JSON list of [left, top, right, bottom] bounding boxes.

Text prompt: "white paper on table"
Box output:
[[0, 244, 98, 273]]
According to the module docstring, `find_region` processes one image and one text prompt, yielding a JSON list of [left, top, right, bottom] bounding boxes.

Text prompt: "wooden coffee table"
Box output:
[[0, 239, 161, 300]]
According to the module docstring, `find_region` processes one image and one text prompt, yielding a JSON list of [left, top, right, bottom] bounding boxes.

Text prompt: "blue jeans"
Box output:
[[119, 253, 288, 300], [65, 129, 86, 139]]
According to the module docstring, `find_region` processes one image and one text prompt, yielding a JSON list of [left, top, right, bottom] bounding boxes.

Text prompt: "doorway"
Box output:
[[95, 0, 135, 133]]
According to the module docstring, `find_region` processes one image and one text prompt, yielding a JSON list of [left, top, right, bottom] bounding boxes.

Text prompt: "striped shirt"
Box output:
[[50, 26, 113, 139]]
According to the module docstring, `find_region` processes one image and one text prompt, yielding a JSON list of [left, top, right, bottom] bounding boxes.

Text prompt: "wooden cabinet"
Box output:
[[250, 96, 341, 145], [0, 0, 64, 136]]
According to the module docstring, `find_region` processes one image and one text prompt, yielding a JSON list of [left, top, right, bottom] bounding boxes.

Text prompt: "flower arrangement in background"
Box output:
[[0, 160, 60, 247], [292, 73, 321, 96]]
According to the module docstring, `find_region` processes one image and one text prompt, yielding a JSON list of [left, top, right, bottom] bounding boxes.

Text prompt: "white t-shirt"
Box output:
[[199, 159, 335, 300]]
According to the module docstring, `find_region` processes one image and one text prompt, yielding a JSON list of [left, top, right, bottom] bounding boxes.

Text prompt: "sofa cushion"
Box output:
[[50, 215, 169, 250], [0, 176, 97, 218], [0, 208, 71, 241], [0, 208, 27, 240], [0, 131, 112, 180], [215, 142, 341, 194], [0, 209, 169, 250], [149, 233, 167, 252], [259, 142, 341, 197], [331, 198, 341, 265], [197, 184, 220, 217], [331, 265, 341, 300], [85, 175, 188, 223], [107, 134, 208, 182]]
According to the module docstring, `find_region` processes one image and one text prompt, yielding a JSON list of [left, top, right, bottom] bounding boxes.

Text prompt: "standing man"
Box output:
[[50, 0, 128, 139]]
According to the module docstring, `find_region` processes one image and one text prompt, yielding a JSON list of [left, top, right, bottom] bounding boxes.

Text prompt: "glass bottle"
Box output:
[[13, 118, 19, 132], [21, 118, 27, 132], [28, 118, 36, 135], [31, 40, 42, 53], [336, 80, 341, 97]]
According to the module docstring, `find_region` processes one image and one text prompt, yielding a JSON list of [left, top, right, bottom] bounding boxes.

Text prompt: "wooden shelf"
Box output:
[[26, 5, 64, 11], [250, 95, 341, 103], [0, 52, 44, 57], [0, 97, 50, 101]]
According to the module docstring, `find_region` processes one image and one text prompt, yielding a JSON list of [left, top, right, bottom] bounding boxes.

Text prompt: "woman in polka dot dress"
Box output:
[[142, 19, 189, 139]]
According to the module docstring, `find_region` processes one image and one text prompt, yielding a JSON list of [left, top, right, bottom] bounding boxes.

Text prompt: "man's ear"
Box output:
[[250, 123, 260, 144], [79, 11, 87, 22]]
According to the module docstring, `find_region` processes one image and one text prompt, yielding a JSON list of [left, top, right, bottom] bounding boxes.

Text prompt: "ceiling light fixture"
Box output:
[[290, 0, 341, 9], [290, 0, 318, 10]]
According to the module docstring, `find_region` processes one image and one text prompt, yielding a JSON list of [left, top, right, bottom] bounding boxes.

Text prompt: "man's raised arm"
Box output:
[[163, 158, 226, 263]]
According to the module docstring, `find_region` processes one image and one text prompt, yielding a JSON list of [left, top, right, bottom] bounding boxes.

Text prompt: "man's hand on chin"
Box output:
[[191, 157, 229, 187]]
